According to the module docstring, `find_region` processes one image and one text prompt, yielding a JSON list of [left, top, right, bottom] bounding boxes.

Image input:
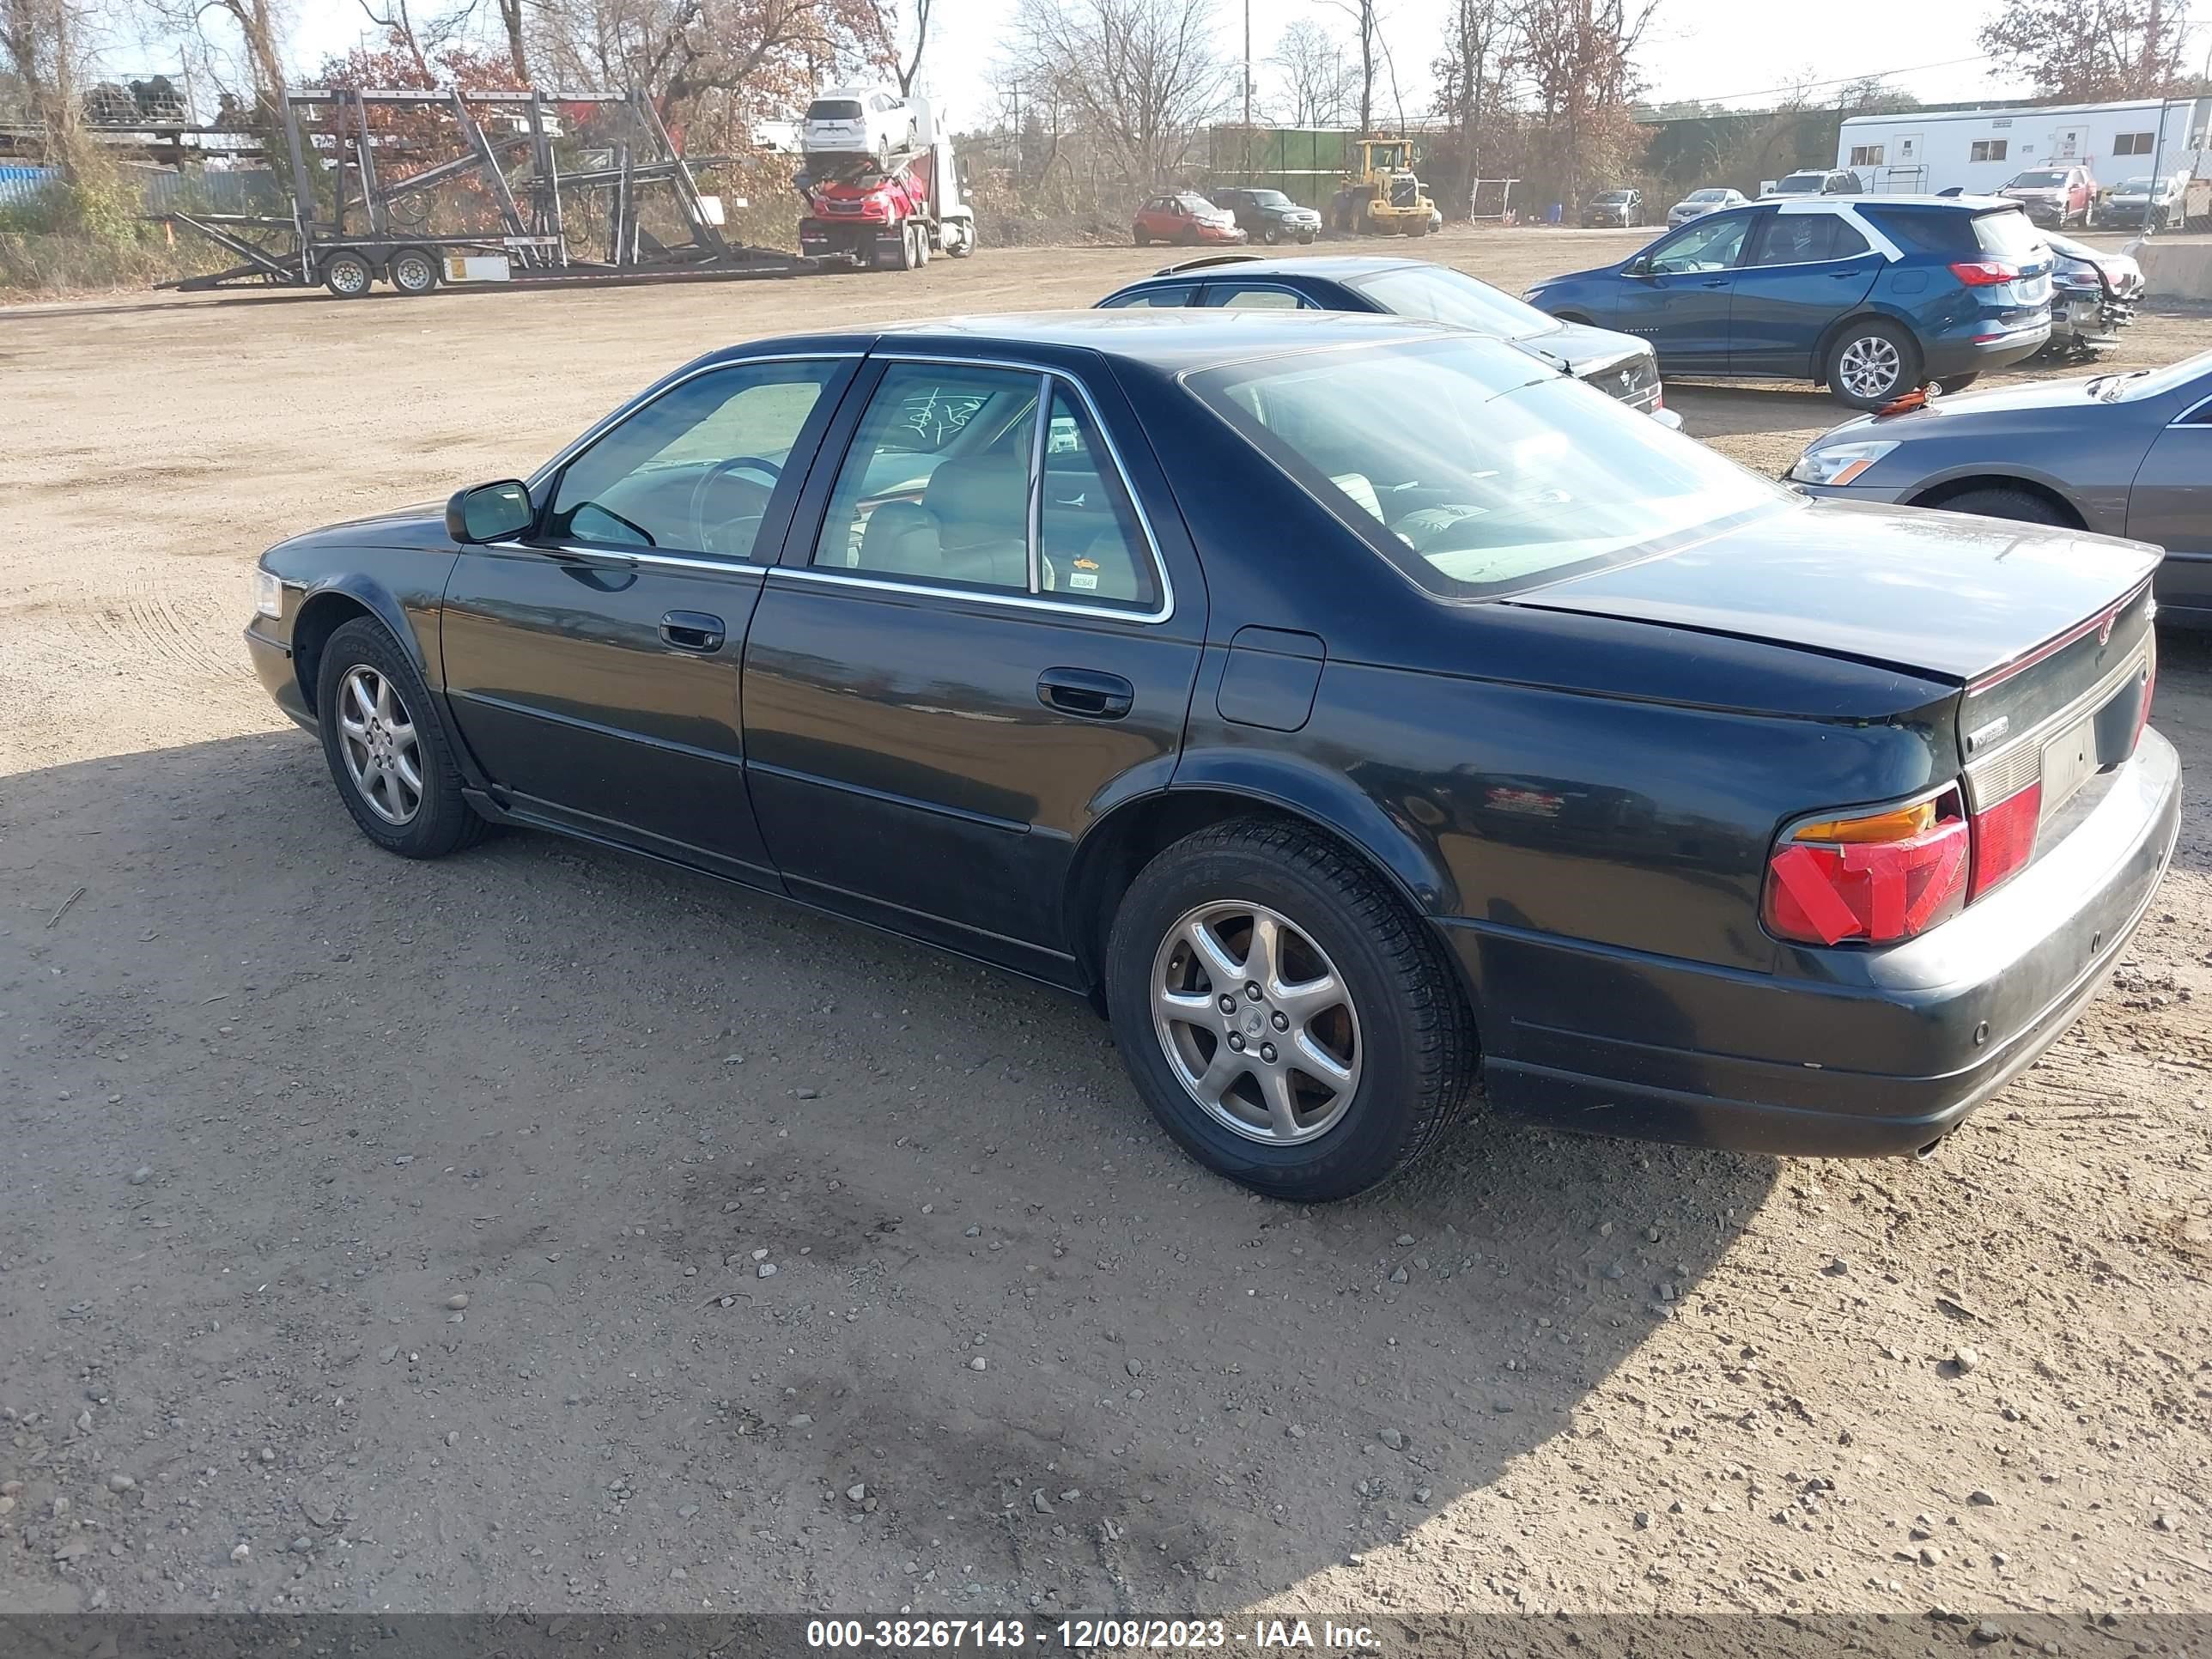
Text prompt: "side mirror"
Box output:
[[447, 479, 532, 544], [1625, 254, 1651, 276]]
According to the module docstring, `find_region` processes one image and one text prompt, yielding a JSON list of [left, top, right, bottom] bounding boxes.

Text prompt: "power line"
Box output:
[[1650, 53, 1996, 109]]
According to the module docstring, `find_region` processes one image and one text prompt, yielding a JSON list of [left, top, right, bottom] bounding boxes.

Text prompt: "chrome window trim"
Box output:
[[1025, 371, 1050, 595], [480, 542, 764, 576], [796, 349, 1177, 625], [2168, 391, 2212, 428]]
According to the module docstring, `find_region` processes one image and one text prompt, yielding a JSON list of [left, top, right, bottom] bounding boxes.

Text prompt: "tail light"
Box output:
[[1966, 781, 2041, 899], [1949, 260, 2021, 287], [1764, 792, 1971, 946]]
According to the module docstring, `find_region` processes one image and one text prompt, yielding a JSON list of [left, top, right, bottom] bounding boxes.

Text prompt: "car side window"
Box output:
[[1101, 283, 1198, 307], [1040, 386, 1159, 611], [545, 361, 841, 559], [1747, 212, 1856, 266], [1649, 213, 1752, 274], [1210, 284, 1309, 309], [815, 363, 1040, 592]]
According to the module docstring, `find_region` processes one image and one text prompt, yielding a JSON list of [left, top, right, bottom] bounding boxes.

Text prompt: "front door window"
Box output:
[[1648, 214, 1751, 274]]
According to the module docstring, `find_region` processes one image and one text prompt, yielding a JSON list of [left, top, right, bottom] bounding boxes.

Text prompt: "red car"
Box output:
[[1133, 191, 1247, 247]]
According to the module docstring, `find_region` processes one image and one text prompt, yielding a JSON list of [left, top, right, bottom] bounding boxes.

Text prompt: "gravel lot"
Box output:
[[4, 228, 2210, 1626]]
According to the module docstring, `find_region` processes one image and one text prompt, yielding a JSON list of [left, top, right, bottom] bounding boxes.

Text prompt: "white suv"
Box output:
[[802, 86, 921, 166]]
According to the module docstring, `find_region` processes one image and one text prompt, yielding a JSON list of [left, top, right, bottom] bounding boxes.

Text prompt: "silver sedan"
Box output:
[[1666, 186, 1746, 227]]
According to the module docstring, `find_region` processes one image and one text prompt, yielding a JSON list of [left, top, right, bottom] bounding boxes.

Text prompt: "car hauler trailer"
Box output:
[[157, 86, 803, 297], [795, 98, 976, 270]]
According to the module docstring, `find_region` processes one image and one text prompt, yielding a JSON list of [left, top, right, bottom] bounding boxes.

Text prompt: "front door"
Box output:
[[439, 356, 855, 885], [2128, 392, 2212, 621], [1729, 208, 1886, 374], [1614, 210, 1756, 372], [741, 355, 1207, 981]]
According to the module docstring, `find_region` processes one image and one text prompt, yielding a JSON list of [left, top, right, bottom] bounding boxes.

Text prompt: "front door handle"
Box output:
[[660, 611, 726, 653], [1037, 667, 1133, 720]]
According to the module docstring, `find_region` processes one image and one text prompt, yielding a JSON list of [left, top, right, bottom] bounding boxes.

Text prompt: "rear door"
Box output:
[[1729, 207, 1885, 374], [2127, 383, 2212, 621], [439, 356, 855, 885], [1614, 209, 1757, 370], [740, 351, 1208, 982]]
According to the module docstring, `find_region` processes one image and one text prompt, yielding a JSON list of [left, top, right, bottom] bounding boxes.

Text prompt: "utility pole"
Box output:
[[1243, 0, 1253, 182]]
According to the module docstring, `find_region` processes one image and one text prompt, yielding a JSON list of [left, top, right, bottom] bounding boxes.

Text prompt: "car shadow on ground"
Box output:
[[2, 732, 1779, 1613]]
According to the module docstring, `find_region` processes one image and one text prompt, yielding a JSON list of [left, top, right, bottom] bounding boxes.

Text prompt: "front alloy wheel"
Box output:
[[1152, 901, 1361, 1144], [335, 664, 422, 826]]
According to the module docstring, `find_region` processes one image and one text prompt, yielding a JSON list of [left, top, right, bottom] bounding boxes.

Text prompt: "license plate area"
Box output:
[[2040, 714, 2099, 823]]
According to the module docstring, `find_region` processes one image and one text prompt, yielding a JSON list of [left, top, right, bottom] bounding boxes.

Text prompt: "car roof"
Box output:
[[711, 308, 1517, 377], [1111, 254, 1428, 285]]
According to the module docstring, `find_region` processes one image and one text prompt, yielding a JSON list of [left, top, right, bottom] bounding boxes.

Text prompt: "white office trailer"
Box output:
[[1834, 96, 2211, 195]]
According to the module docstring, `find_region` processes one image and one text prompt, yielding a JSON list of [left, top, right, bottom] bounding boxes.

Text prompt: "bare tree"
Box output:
[[1006, 0, 1231, 186], [1514, 0, 1658, 201], [1978, 0, 2192, 100], [873, 0, 928, 95], [496, 0, 527, 80], [1, 0, 106, 201], [1266, 18, 1354, 125], [530, 0, 874, 112], [1431, 0, 1514, 208], [1307, 0, 1381, 131]]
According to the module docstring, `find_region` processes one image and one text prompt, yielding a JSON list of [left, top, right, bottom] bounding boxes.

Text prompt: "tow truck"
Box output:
[[797, 95, 976, 270]]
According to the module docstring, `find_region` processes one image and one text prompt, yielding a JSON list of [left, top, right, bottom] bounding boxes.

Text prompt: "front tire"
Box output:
[[1826, 318, 1921, 410], [1262, 223, 1281, 245], [316, 617, 489, 859], [1926, 485, 2071, 526], [1104, 819, 1478, 1202]]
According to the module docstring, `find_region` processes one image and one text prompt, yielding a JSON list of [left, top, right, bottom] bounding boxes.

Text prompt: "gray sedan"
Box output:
[[1788, 349, 2212, 623]]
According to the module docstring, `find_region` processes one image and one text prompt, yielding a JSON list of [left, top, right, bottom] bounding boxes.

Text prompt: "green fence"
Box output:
[[1206, 126, 1419, 208]]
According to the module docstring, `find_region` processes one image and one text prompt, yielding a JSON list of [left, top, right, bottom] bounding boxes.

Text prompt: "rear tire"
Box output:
[[1826, 318, 1922, 410], [315, 618, 490, 860], [388, 246, 440, 296], [1925, 485, 2072, 526], [1104, 818, 1478, 1202], [1133, 230, 1151, 246], [321, 250, 374, 299], [1935, 372, 1979, 394]]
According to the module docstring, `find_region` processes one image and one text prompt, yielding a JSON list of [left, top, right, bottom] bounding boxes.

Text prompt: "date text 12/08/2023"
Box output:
[[805, 1618, 1382, 1650]]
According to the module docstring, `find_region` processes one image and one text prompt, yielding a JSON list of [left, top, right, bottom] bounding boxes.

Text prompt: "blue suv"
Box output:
[[1522, 196, 2054, 410]]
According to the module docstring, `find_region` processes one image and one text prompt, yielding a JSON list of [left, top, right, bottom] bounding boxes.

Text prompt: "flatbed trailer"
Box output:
[[795, 101, 976, 273], [158, 86, 802, 297]]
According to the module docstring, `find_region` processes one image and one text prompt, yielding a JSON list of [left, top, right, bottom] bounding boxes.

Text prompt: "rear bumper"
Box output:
[[1448, 728, 2180, 1157], [1921, 315, 2052, 377]]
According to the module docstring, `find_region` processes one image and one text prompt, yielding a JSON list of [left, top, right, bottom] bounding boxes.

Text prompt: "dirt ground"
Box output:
[[4, 228, 2212, 1631]]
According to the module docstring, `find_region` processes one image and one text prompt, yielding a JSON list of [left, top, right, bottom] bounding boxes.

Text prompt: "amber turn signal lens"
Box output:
[[1793, 801, 1937, 844]]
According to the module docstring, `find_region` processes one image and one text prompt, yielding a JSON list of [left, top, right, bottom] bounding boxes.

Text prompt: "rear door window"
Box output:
[[1208, 284, 1310, 309], [1100, 283, 1198, 308]]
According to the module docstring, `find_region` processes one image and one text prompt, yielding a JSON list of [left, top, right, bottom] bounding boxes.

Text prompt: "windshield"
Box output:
[[1346, 264, 1561, 341], [806, 99, 863, 121], [1249, 190, 1292, 207], [1687, 188, 1729, 202], [2008, 171, 2069, 188], [1593, 191, 1632, 203], [1185, 337, 1789, 600]]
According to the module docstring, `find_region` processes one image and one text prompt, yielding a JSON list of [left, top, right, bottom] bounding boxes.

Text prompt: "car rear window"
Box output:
[[1861, 204, 2045, 260], [1184, 336, 1789, 600], [1345, 264, 1560, 340], [807, 100, 863, 120], [1776, 173, 1822, 191]]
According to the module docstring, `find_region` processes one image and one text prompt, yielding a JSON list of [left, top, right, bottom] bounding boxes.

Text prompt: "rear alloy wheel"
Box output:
[[1826, 319, 1921, 410], [321, 250, 374, 298], [388, 246, 440, 296], [316, 617, 489, 859], [1106, 818, 1477, 1201]]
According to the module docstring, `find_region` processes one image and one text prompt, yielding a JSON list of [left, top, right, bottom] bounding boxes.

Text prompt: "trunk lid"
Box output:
[[1514, 496, 2159, 683]]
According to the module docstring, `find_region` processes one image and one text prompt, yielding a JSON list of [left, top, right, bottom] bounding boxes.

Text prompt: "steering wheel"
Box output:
[[688, 456, 783, 555]]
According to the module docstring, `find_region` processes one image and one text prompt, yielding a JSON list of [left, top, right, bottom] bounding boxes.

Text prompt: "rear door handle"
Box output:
[[1037, 667, 1133, 720], [660, 611, 726, 653]]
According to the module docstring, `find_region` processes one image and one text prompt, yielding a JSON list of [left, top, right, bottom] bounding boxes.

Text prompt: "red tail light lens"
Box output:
[[1949, 260, 2021, 286], [1967, 781, 2041, 899], [1765, 793, 1971, 946]]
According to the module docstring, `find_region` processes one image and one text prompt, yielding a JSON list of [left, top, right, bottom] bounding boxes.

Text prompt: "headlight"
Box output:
[[1787, 440, 1899, 486], [253, 568, 284, 618]]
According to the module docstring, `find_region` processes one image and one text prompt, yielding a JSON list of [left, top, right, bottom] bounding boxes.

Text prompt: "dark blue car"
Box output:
[[1522, 196, 2055, 410]]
